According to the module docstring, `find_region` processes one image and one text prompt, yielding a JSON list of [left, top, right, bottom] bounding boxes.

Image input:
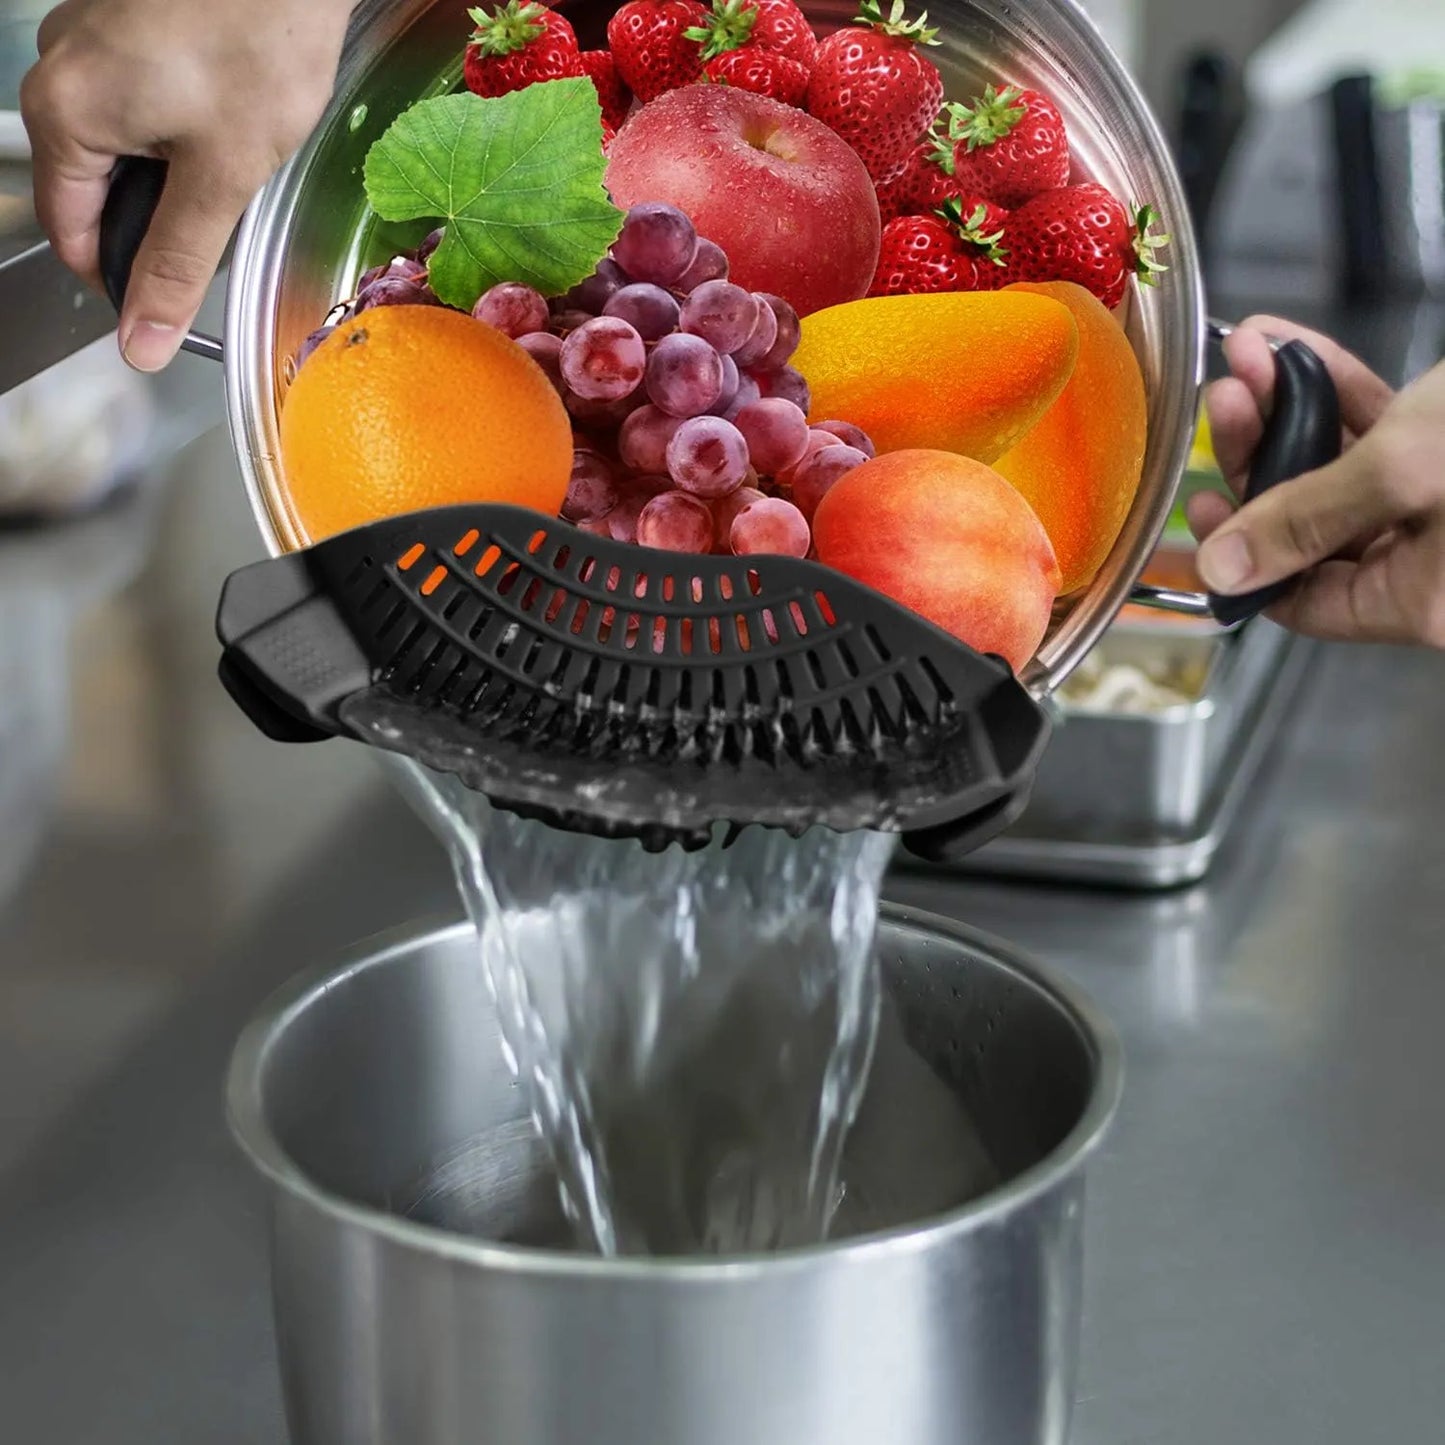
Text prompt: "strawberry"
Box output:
[[806, 0, 944, 185], [869, 215, 978, 296], [580, 48, 633, 131], [936, 195, 1009, 289], [608, 0, 709, 102], [942, 84, 1071, 209], [684, 0, 819, 70], [703, 47, 811, 105], [1002, 184, 1170, 309], [464, 2, 584, 99]]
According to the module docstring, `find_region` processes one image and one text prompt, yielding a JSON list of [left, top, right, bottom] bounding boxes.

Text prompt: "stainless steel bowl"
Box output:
[[228, 905, 1122, 1445], [215, 0, 1205, 697]]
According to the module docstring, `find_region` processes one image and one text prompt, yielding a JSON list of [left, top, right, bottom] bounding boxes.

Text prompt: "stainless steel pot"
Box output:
[[114, 0, 1224, 696], [228, 905, 1122, 1445]]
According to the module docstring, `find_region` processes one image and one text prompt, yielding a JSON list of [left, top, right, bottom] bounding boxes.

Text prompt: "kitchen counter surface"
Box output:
[[2, 316, 1444, 1442]]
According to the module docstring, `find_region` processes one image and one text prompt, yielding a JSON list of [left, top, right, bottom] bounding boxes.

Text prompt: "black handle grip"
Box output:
[[98, 155, 170, 314], [1209, 338, 1343, 629]]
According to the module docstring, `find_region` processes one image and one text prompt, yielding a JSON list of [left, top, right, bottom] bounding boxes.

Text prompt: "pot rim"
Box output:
[[226, 900, 1124, 1279]]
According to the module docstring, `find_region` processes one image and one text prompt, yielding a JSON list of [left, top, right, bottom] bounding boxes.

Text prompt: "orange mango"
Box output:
[[993, 281, 1148, 595], [793, 291, 1079, 463]]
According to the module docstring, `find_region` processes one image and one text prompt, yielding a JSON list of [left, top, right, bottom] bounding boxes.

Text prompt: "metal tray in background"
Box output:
[[899, 620, 1315, 890]]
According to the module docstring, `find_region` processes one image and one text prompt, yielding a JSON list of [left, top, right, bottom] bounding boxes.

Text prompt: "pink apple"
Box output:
[[605, 86, 881, 318]]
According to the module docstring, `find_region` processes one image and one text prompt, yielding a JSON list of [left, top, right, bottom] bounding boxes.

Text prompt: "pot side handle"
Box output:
[[1206, 338, 1343, 627], [98, 155, 225, 362]]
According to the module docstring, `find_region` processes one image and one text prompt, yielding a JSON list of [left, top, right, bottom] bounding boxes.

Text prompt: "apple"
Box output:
[[605, 86, 881, 318]]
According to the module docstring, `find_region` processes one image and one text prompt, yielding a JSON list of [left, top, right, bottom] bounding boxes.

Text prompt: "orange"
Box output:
[[792, 291, 1079, 463], [279, 305, 573, 545]]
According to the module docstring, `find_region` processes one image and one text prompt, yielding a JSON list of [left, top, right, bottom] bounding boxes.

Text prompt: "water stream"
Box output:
[[395, 763, 896, 1256]]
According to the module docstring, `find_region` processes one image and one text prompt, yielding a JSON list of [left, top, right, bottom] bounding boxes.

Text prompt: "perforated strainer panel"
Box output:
[[217, 504, 1050, 851]]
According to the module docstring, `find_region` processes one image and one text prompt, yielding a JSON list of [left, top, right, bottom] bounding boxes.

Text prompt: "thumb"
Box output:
[[1195, 444, 1396, 595], [117, 151, 251, 372]]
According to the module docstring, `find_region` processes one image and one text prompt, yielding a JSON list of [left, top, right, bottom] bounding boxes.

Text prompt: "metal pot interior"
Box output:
[[226, 0, 1205, 696], [231, 908, 1121, 1257]]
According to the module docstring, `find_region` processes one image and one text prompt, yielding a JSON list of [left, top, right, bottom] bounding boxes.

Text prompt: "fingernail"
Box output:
[[1198, 531, 1254, 593], [120, 320, 180, 373]]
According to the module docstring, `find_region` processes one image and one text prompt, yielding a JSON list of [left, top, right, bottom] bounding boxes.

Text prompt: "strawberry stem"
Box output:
[[1131, 203, 1172, 287], [683, 0, 760, 62], [937, 196, 1007, 265], [925, 116, 957, 175], [468, 1, 547, 57], [944, 85, 1029, 152], [853, 0, 940, 47]]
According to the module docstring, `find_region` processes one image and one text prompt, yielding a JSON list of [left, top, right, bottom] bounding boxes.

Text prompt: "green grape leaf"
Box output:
[[363, 80, 623, 311]]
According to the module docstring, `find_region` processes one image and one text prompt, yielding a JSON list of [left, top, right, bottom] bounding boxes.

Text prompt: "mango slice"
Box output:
[[794, 291, 1080, 464], [993, 281, 1148, 595]]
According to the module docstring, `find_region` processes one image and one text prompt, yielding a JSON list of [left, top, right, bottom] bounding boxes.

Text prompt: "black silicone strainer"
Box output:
[[215, 503, 1051, 856]]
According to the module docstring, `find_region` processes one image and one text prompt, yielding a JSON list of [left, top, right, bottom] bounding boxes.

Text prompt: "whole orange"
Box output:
[[279, 305, 573, 544]]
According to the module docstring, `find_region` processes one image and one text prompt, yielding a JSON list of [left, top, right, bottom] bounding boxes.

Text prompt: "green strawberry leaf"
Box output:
[[363, 80, 624, 311]]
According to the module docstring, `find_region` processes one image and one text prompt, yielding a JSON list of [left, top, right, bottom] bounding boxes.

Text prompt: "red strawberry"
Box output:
[[874, 131, 1012, 230], [464, 2, 584, 98], [703, 47, 811, 105], [943, 84, 1071, 209], [1002, 184, 1170, 308], [580, 48, 633, 131], [684, 0, 819, 70], [608, 0, 709, 102], [869, 215, 979, 296], [806, 0, 944, 185], [936, 195, 1009, 289]]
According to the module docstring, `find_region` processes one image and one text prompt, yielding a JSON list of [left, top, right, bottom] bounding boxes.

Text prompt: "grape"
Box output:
[[563, 449, 620, 522], [566, 257, 628, 313], [357, 263, 387, 293], [721, 371, 762, 421], [730, 497, 811, 558], [777, 429, 844, 487], [577, 516, 613, 537], [712, 485, 767, 551], [637, 491, 714, 553], [417, 228, 445, 263], [604, 283, 681, 341], [627, 473, 674, 498], [611, 202, 698, 286], [753, 363, 811, 413], [813, 418, 876, 457], [388, 257, 428, 283], [565, 386, 646, 430], [561, 316, 646, 401], [517, 331, 565, 391], [734, 398, 810, 476], [354, 275, 438, 312], [753, 293, 802, 370], [665, 416, 750, 499], [293, 326, 335, 371], [730, 298, 780, 368], [679, 281, 759, 354], [646, 333, 725, 418], [791, 444, 869, 519], [606, 492, 647, 543], [619, 405, 684, 473], [472, 282, 549, 337], [674, 237, 730, 292], [550, 308, 596, 334]]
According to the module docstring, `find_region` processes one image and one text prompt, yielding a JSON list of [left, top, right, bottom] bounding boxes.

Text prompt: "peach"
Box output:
[[993, 281, 1148, 594], [605, 86, 881, 317], [792, 290, 1079, 462], [812, 449, 1061, 674]]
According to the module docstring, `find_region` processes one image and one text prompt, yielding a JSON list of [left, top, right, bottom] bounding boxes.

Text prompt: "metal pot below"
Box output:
[[228, 904, 1120, 1445]]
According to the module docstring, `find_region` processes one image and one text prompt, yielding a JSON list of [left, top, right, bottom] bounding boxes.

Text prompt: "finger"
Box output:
[[117, 151, 248, 371], [1235, 314, 1396, 436], [36, 0, 78, 54], [26, 144, 112, 291], [1221, 326, 1277, 412], [1185, 490, 1234, 544], [1267, 555, 1422, 644], [1203, 376, 1264, 495], [1195, 446, 1394, 595]]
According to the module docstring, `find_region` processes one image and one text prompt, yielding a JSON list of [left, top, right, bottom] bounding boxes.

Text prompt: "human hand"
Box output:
[[1191, 316, 1445, 648], [21, 0, 354, 371]]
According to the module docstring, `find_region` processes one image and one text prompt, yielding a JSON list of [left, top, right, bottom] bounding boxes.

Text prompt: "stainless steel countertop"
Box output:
[[2, 337, 1444, 1440]]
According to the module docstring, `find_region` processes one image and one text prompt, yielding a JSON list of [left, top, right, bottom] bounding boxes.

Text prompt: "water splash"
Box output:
[[392, 762, 895, 1257]]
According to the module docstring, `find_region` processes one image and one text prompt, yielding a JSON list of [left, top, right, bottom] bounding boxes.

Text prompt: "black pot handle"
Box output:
[[97, 154, 225, 362]]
